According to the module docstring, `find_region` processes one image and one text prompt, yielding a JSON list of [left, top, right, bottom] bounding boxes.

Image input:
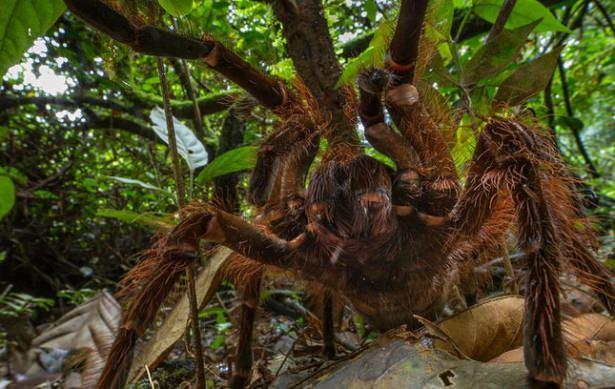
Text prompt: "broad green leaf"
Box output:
[[96, 208, 176, 229], [473, 0, 569, 33], [150, 107, 208, 173], [461, 20, 540, 87], [0, 176, 15, 220], [158, 0, 194, 17], [366, 0, 378, 22], [425, 0, 455, 63], [0, 0, 66, 77], [494, 47, 562, 106], [196, 146, 258, 184]]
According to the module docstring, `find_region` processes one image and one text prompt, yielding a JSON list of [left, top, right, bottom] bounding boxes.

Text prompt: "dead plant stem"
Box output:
[[156, 58, 206, 389]]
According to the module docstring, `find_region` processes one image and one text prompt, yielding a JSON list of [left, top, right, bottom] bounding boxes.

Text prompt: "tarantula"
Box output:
[[63, 0, 614, 387]]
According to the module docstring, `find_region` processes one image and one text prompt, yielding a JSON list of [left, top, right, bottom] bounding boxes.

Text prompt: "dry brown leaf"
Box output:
[[489, 313, 615, 365], [127, 247, 233, 383], [16, 291, 121, 388], [428, 295, 524, 361], [489, 347, 524, 363], [564, 313, 614, 348], [279, 338, 615, 388]]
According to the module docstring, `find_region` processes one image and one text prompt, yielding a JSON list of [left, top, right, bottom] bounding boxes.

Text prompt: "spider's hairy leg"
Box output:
[[539, 170, 615, 315], [97, 204, 311, 389], [381, 0, 459, 214], [248, 120, 319, 207], [64, 0, 287, 109], [98, 238, 201, 389], [224, 260, 263, 389], [358, 69, 421, 176], [565, 238, 615, 314], [448, 118, 613, 384]]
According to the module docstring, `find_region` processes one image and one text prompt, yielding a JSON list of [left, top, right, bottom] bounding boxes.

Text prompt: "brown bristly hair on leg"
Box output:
[[98, 204, 215, 389]]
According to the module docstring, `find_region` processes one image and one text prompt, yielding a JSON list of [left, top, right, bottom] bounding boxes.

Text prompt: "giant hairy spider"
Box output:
[[63, 0, 614, 388]]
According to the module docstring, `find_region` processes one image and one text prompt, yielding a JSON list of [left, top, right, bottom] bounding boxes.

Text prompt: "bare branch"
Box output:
[[556, 57, 599, 177], [388, 0, 429, 84], [65, 0, 286, 110], [271, 0, 359, 149], [486, 0, 517, 43]]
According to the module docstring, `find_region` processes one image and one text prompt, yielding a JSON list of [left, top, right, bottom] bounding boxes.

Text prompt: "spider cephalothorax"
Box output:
[[62, 0, 614, 388]]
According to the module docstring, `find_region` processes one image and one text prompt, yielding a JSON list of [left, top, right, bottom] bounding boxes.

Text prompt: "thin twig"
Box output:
[[274, 336, 298, 378], [145, 364, 157, 389], [486, 0, 517, 43], [543, 74, 560, 152], [591, 0, 615, 35], [556, 57, 599, 177], [156, 60, 187, 205], [156, 58, 206, 389]]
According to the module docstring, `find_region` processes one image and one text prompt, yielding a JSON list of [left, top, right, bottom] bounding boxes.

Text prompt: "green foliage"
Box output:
[[0, 288, 54, 318], [0, 175, 15, 220], [107, 176, 172, 196], [461, 20, 540, 87], [158, 0, 194, 17], [0, 0, 613, 369], [0, 0, 65, 77], [336, 18, 395, 87], [472, 0, 569, 33], [494, 47, 563, 106], [196, 146, 258, 184], [57, 288, 98, 306]]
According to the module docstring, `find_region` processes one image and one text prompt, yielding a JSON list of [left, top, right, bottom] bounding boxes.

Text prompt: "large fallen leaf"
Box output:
[[426, 295, 524, 361], [287, 338, 615, 388], [490, 312, 615, 364], [0, 0, 65, 77], [23, 291, 121, 388], [127, 247, 234, 382]]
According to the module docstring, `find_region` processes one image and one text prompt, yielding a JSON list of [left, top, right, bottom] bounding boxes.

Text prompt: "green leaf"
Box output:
[[337, 0, 455, 87], [336, 19, 396, 87], [473, 0, 569, 33], [106, 176, 171, 196], [0, 127, 8, 142], [0, 176, 15, 220], [0, 0, 66, 77], [461, 20, 540, 87], [195, 146, 258, 184], [494, 47, 562, 106], [158, 0, 194, 17], [366, 0, 378, 23], [96, 208, 176, 229]]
